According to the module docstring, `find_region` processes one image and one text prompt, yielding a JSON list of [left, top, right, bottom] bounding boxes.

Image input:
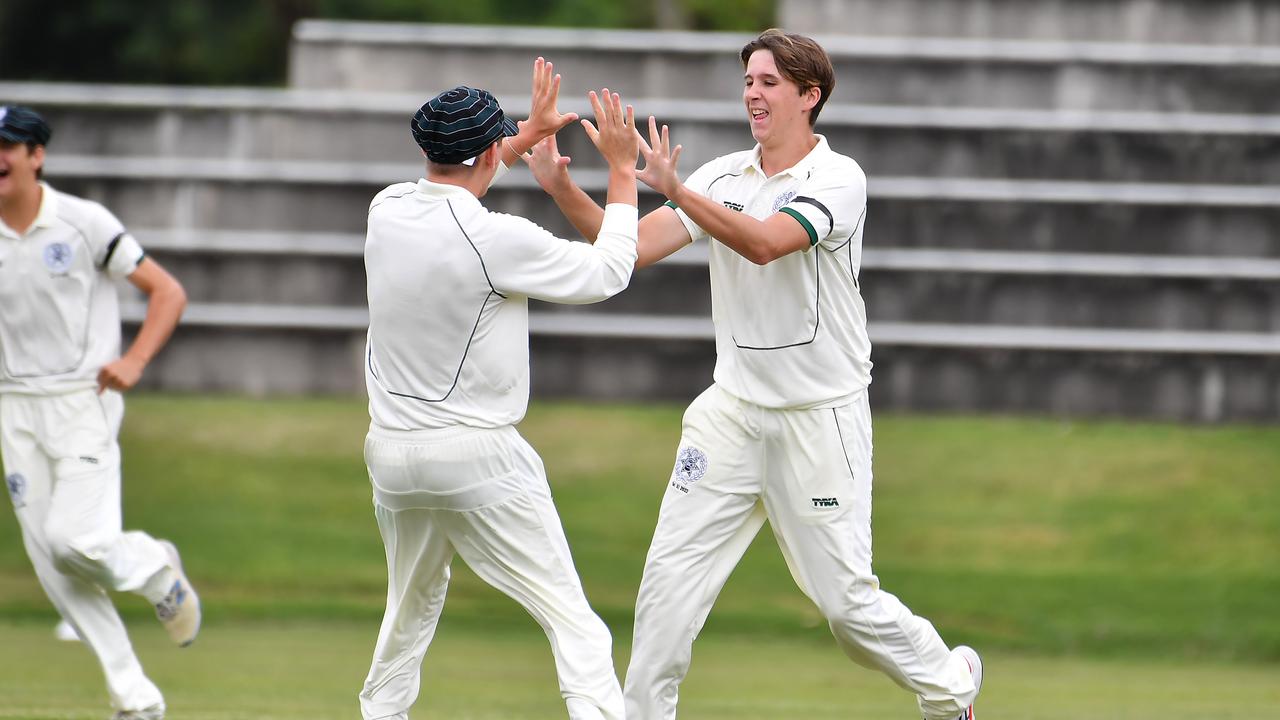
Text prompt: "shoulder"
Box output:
[[695, 149, 755, 177], [368, 181, 419, 213], [45, 186, 123, 242], [48, 186, 114, 225], [806, 148, 867, 202]]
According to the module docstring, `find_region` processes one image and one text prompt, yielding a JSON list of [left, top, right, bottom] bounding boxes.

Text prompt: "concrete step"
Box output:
[[286, 20, 1280, 112], [45, 157, 1280, 256], [128, 235, 1280, 332], [12, 82, 1279, 183], [122, 302, 1280, 421], [780, 0, 1280, 45]]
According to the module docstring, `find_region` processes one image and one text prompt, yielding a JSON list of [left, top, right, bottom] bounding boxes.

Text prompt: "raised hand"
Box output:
[[521, 135, 573, 195], [522, 57, 579, 142], [637, 115, 683, 200], [581, 88, 638, 172]]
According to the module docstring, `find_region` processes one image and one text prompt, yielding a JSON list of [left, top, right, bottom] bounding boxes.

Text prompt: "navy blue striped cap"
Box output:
[[411, 86, 517, 164], [0, 105, 52, 146]]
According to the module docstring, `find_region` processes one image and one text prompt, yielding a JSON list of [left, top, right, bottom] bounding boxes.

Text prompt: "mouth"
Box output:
[[0, 168, 9, 179], [750, 108, 769, 123]]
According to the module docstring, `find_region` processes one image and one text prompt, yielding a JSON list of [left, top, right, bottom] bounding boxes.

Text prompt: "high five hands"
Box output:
[[636, 115, 683, 200], [510, 57, 579, 163], [581, 88, 638, 171]]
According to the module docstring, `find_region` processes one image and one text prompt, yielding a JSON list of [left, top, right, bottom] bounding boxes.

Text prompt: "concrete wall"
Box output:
[[6, 9, 1278, 421], [781, 0, 1280, 44]]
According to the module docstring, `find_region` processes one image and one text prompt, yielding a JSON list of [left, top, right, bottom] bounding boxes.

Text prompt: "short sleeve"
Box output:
[[86, 204, 145, 279], [778, 164, 867, 250], [662, 159, 727, 245]]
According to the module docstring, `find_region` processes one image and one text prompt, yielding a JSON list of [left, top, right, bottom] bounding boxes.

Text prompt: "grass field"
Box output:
[[1, 395, 1278, 718]]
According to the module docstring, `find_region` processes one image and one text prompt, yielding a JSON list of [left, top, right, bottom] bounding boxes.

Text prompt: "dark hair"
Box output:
[[740, 29, 835, 126]]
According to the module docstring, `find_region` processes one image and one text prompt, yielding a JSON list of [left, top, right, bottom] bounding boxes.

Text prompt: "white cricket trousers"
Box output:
[[624, 384, 977, 720], [1, 389, 170, 713], [359, 424, 624, 720]]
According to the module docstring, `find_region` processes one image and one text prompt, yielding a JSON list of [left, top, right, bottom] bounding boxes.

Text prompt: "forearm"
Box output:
[[605, 166, 638, 212], [670, 185, 776, 264], [124, 282, 186, 366], [551, 181, 607, 241]]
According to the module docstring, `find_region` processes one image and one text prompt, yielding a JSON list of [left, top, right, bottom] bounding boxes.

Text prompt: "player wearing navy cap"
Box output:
[[0, 104, 198, 720], [358, 60, 639, 720]]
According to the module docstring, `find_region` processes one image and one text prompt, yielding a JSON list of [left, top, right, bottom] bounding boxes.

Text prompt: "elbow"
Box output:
[[745, 245, 783, 266], [167, 280, 189, 316]]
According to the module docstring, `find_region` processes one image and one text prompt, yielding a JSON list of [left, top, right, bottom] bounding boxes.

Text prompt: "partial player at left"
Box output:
[[0, 104, 199, 720]]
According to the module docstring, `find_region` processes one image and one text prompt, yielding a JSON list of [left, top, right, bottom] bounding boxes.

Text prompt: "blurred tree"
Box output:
[[0, 0, 773, 86]]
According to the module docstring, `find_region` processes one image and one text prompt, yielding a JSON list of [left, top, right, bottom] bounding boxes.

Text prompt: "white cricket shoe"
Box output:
[[953, 645, 983, 720], [53, 618, 81, 642], [111, 703, 165, 720], [154, 540, 201, 647]]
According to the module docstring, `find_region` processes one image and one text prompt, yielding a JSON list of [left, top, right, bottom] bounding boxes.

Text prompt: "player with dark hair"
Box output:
[[523, 29, 984, 720], [0, 104, 198, 720]]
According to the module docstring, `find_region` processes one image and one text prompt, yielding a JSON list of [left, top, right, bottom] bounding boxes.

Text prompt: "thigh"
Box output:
[[640, 385, 766, 591], [763, 395, 875, 598], [442, 442, 588, 607], [1, 395, 54, 533], [32, 393, 125, 542]]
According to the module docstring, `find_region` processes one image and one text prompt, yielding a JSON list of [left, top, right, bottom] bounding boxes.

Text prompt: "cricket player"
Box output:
[[522, 29, 983, 720], [0, 105, 200, 720], [358, 59, 639, 720]]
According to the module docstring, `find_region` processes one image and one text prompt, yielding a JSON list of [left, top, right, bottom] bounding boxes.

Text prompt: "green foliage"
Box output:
[[0, 0, 774, 86]]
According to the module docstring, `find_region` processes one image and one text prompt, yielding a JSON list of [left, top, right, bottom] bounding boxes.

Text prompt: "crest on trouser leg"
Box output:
[[670, 446, 708, 494], [5, 473, 26, 509]]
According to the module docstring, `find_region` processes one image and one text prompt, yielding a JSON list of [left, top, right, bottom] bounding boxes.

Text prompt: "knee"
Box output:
[[816, 577, 881, 625], [43, 523, 97, 575]]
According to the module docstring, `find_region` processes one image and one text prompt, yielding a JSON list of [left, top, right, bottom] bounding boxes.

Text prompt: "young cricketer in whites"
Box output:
[[524, 29, 984, 720], [358, 59, 640, 720], [0, 105, 200, 720]]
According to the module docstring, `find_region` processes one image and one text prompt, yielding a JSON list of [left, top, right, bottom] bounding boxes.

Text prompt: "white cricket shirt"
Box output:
[[0, 183, 145, 395], [364, 177, 638, 431], [668, 135, 871, 409]]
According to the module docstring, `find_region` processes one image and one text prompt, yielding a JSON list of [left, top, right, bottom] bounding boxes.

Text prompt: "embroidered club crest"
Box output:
[[43, 241, 74, 273], [674, 446, 708, 485], [771, 190, 797, 214], [5, 473, 26, 509]]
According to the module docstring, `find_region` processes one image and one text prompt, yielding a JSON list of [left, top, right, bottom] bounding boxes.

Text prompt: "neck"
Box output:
[[0, 180, 42, 234], [425, 166, 488, 198], [759, 131, 818, 177]]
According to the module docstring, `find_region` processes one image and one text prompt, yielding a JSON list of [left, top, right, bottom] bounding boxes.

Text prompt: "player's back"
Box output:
[[363, 180, 529, 432]]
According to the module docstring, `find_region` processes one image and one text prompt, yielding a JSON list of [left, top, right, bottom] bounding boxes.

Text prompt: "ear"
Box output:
[[484, 141, 503, 169], [30, 145, 46, 173], [801, 86, 821, 113]]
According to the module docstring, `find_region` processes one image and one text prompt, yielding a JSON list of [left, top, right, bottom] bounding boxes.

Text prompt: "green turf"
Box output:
[[1, 620, 1279, 720], [0, 395, 1278, 717]]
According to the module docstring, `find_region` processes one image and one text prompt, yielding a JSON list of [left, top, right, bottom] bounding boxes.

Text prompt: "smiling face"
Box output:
[[743, 49, 819, 149], [0, 140, 43, 201]]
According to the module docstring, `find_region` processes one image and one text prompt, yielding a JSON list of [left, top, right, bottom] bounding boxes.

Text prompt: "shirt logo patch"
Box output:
[[43, 242, 74, 274], [723, 201, 744, 212], [811, 497, 840, 509], [5, 473, 26, 509], [670, 446, 709, 494], [772, 190, 797, 214]]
